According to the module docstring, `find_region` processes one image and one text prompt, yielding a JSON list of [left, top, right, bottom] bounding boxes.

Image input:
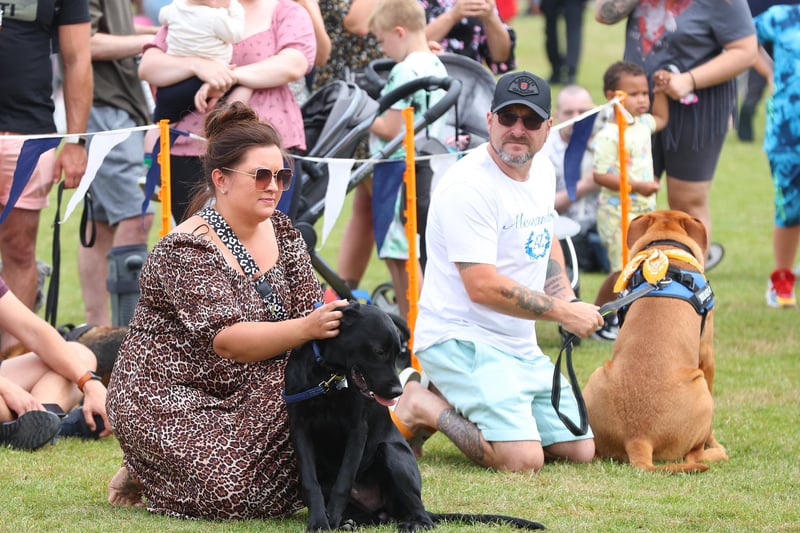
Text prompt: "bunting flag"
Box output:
[[319, 158, 355, 248], [61, 130, 132, 223], [563, 113, 597, 202], [0, 138, 61, 224], [141, 129, 180, 217]]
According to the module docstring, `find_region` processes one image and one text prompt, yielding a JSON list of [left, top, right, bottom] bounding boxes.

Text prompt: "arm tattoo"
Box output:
[[456, 262, 480, 272], [544, 258, 571, 299], [438, 408, 485, 463], [500, 285, 554, 316], [597, 0, 639, 23]]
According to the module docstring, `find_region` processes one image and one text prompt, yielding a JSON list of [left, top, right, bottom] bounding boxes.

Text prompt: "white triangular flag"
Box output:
[[61, 130, 132, 223], [318, 158, 355, 249]]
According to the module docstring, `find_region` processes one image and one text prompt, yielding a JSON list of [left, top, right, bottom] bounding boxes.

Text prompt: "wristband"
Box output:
[[77, 370, 102, 392], [570, 298, 582, 303], [64, 135, 87, 146], [687, 70, 697, 91]]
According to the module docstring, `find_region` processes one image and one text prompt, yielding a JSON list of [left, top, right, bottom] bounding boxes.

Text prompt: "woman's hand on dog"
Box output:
[[306, 300, 349, 340]]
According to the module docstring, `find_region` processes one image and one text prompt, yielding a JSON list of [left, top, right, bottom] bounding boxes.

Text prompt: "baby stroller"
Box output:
[[290, 75, 463, 363]]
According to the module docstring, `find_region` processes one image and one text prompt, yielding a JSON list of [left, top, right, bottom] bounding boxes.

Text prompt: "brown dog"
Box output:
[[583, 210, 729, 473]]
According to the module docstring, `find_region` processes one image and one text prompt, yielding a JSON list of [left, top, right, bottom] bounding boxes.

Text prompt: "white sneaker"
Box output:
[[706, 242, 725, 271], [591, 315, 619, 342]]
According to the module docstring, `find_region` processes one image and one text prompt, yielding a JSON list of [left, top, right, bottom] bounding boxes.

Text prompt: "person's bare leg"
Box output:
[[336, 183, 374, 290], [29, 343, 96, 411], [108, 466, 145, 507], [544, 438, 595, 463], [0, 207, 41, 350], [78, 215, 152, 326], [385, 258, 422, 320], [78, 222, 114, 326], [665, 177, 714, 240], [394, 381, 546, 471], [774, 226, 800, 271]]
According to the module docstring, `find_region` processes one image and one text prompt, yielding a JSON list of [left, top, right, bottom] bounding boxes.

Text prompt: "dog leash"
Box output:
[[551, 282, 667, 436]]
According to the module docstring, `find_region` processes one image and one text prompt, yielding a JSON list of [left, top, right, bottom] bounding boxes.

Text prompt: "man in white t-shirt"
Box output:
[[389, 71, 603, 471]]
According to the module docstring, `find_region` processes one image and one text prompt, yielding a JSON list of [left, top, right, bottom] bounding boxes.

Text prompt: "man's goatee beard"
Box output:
[[493, 143, 535, 166]]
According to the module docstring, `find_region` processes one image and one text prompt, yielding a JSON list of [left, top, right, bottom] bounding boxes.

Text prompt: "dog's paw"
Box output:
[[305, 514, 331, 531], [339, 518, 358, 531]]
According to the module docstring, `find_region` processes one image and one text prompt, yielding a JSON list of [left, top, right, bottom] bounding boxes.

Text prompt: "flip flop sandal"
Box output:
[[0, 410, 62, 450]]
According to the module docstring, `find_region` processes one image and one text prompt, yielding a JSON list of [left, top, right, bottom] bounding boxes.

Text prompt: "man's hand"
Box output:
[[559, 300, 604, 338], [54, 142, 88, 189]]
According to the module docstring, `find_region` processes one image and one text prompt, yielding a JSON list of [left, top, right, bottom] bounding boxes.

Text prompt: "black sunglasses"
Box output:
[[222, 166, 293, 191], [495, 111, 546, 131]]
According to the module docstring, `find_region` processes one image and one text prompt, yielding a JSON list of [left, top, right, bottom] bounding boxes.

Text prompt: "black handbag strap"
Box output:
[[197, 207, 288, 320]]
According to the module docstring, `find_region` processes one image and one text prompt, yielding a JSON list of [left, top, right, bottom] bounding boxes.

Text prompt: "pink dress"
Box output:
[[147, 0, 316, 154]]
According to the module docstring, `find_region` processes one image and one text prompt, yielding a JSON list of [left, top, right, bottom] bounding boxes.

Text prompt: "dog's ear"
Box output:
[[339, 301, 361, 325], [680, 215, 709, 256], [626, 213, 652, 248]]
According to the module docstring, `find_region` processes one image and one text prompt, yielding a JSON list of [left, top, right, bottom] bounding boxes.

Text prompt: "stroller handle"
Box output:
[[294, 76, 462, 227], [376, 76, 463, 127]]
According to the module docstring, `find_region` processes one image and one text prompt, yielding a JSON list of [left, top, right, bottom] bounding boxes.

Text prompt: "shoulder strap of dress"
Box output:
[[197, 207, 260, 277]]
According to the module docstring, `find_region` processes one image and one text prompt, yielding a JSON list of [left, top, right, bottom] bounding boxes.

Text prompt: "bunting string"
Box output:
[[2, 97, 627, 235]]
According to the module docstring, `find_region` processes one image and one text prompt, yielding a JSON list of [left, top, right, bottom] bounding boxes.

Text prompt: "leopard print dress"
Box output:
[[106, 211, 321, 520]]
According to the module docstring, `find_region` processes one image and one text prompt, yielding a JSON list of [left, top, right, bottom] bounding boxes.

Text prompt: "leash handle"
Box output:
[[551, 334, 589, 436]]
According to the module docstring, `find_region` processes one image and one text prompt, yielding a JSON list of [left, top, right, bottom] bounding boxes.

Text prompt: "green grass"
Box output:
[[6, 6, 800, 532]]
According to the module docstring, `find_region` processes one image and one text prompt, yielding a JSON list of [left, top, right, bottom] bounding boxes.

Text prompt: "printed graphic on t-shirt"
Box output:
[[1, 0, 45, 22], [636, 0, 692, 56], [525, 226, 551, 261]]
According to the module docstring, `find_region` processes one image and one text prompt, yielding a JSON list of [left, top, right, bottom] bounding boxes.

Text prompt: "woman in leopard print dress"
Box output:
[[106, 102, 348, 520]]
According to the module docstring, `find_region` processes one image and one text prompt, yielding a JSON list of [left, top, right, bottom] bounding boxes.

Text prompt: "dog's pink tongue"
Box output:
[[374, 395, 397, 408]]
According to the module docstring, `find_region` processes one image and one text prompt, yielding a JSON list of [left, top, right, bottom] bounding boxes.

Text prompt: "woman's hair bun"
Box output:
[[204, 101, 260, 140]]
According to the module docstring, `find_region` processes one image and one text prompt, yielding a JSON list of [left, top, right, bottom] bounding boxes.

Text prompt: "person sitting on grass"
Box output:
[[0, 276, 111, 450]]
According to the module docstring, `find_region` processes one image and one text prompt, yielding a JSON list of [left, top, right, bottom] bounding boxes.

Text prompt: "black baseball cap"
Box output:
[[491, 71, 551, 119]]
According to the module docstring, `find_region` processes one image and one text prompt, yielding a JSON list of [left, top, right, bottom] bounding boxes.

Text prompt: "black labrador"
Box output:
[[284, 301, 545, 532]]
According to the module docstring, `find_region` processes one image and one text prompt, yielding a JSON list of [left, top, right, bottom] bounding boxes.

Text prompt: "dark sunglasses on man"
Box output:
[[495, 111, 546, 131], [222, 167, 293, 191]]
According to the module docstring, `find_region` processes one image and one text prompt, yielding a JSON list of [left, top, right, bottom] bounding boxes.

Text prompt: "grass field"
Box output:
[[4, 5, 800, 532]]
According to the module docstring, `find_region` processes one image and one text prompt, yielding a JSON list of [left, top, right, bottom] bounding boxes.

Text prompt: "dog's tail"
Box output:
[[429, 512, 546, 530]]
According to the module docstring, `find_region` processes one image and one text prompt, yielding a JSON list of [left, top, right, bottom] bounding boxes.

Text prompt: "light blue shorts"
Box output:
[[87, 106, 152, 225], [417, 339, 593, 446]]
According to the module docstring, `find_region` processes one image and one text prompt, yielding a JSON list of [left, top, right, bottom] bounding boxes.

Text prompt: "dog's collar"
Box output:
[[282, 342, 348, 404], [614, 248, 704, 293], [624, 266, 714, 315], [614, 247, 714, 317]]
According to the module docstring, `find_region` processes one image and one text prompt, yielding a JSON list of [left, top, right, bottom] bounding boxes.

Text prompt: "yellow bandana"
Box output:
[[614, 248, 704, 293]]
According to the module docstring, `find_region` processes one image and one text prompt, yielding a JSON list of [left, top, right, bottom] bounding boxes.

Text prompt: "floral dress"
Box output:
[[419, 0, 517, 74], [106, 211, 322, 519]]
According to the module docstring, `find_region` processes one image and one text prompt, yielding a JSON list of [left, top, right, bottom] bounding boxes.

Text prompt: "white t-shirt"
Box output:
[[415, 144, 557, 359], [159, 0, 245, 64]]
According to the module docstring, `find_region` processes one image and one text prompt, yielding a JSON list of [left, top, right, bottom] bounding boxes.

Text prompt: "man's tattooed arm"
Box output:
[[457, 262, 556, 318], [595, 0, 639, 24], [544, 257, 572, 300]]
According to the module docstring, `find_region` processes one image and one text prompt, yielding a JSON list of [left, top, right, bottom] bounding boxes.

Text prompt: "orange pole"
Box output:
[[401, 107, 420, 371], [158, 120, 172, 237], [614, 92, 630, 266]]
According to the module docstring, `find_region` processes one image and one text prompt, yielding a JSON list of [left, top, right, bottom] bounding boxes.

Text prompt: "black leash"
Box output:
[[551, 283, 666, 436], [44, 182, 65, 327], [551, 331, 588, 436], [44, 184, 95, 327]]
